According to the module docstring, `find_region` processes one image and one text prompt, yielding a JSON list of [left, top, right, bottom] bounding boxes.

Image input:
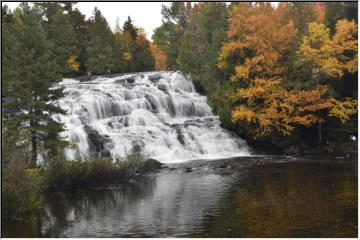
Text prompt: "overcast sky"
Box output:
[[2, 2, 169, 38]]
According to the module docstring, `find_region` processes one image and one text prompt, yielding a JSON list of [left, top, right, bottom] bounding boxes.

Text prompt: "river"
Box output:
[[3, 154, 357, 238]]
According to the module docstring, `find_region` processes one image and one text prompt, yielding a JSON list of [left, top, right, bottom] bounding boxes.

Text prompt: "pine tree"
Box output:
[[2, 3, 67, 168], [123, 16, 137, 40], [68, 7, 89, 75], [35, 2, 80, 76], [85, 7, 114, 75]]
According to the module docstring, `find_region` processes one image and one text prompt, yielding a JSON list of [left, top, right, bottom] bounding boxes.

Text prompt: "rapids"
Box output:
[[58, 71, 250, 163]]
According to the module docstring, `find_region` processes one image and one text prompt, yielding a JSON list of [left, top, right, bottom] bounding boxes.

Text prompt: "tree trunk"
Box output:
[[30, 129, 37, 168], [318, 121, 322, 145]]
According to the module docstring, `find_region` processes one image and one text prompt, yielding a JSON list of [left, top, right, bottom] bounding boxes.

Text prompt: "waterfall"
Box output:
[[58, 71, 250, 163]]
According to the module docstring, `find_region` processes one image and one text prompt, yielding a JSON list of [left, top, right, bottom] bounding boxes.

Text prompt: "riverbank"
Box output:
[[2, 154, 162, 220]]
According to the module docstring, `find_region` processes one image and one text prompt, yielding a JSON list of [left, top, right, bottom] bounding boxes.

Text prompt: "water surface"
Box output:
[[2, 155, 357, 237]]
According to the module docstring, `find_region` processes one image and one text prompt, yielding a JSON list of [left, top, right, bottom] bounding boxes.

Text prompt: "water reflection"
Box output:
[[2, 157, 357, 238], [192, 161, 357, 237]]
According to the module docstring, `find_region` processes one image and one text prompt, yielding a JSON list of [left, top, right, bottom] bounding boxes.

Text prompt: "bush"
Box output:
[[2, 164, 45, 219], [2, 151, 161, 218], [44, 152, 159, 191]]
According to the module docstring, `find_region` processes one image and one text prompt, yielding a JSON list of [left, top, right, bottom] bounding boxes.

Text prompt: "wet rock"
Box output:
[[158, 84, 168, 92], [284, 145, 300, 154], [114, 79, 125, 84], [184, 167, 192, 173], [144, 158, 162, 170], [175, 125, 185, 145], [166, 96, 176, 116], [84, 125, 111, 153], [219, 164, 227, 168], [125, 77, 135, 83], [145, 94, 158, 112], [100, 150, 111, 158], [148, 74, 161, 83]]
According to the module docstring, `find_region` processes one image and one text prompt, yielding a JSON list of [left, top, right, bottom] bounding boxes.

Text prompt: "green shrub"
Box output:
[[44, 152, 156, 191], [2, 164, 45, 219]]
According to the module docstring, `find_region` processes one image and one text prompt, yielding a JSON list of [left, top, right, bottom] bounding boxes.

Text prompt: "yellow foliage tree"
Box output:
[[67, 55, 80, 72], [232, 82, 332, 137], [123, 52, 132, 61], [328, 98, 358, 124], [297, 20, 358, 127], [297, 20, 358, 81]]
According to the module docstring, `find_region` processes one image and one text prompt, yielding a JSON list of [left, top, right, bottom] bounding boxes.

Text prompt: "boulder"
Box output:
[[84, 125, 111, 152], [125, 77, 135, 83], [148, 74, 161, 83], [184, 167, 192, 173], [158, 84, 168, 92], [144, 158, 162, 170]]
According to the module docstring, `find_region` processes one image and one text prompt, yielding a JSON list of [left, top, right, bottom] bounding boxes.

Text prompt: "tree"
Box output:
[[324, 2, 358, 34], [217, 3, 335, 139], [152, 22, 179, 69], [123, 16, 137, 40], [68, 7, 89, 76], [176, 2, 230, 124], [121, 17, 155, 72], [2, 3, 67, 168], [132, 35, 155, 71], [35, 2, 80, 76], [296, 20, 358, 143], [150, 43, 168, 71], [152, 2, 192, 69], [85, 7, 114, 74]]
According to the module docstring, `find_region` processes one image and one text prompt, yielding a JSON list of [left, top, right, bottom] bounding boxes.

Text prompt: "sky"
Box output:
[[2, 2, 169, 38]]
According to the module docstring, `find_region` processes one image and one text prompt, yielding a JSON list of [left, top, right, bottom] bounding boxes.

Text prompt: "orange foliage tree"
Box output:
[[150, 43, 168, 71], [218, 3, 337, 138]]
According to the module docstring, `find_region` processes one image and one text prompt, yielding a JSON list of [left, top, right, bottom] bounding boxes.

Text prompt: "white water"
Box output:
[[58, 71, 250, 163]]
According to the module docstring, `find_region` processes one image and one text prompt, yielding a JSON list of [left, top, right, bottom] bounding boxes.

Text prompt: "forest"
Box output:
[[1, 2, 358, 220]]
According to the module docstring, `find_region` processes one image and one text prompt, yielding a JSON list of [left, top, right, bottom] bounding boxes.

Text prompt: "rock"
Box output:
[[114, 79, 125, 84], [324, 146, 335, 153], [125, 77, 135, 83], [184, 167, 192, 173], [148, 74, 161, 83], [158, 84, 168, 92], [145, 94, 159, 112], [219, 164, 227, 168], [100, 150, 111, 158], [169, 167, 177, 171], [175, 125, 185, 145], [144, 158, 162, 170], [84, 125, 111, 152], [284, 145, 300, 154]]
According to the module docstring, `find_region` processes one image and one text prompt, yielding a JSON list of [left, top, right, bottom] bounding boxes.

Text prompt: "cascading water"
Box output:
[[58, 71, 250, 163]]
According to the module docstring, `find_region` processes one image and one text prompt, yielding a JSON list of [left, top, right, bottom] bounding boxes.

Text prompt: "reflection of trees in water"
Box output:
[[195, 162, 357, 238], [39, 176, 156, 237]]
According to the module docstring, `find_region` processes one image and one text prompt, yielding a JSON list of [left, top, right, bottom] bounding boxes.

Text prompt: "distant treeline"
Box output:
[[152, 2, 358, 151], [3, 2, 157, 78]]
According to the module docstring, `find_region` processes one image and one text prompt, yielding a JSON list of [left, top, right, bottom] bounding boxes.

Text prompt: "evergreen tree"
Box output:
[[2, 3, 67, 168], [68, 7, 89, 76], [35, 2, 81, 76], [153, 2, 192, 69], [123, 16, 137, 40], [85, 7, 114, 75], [122, 16, 155, 72]]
